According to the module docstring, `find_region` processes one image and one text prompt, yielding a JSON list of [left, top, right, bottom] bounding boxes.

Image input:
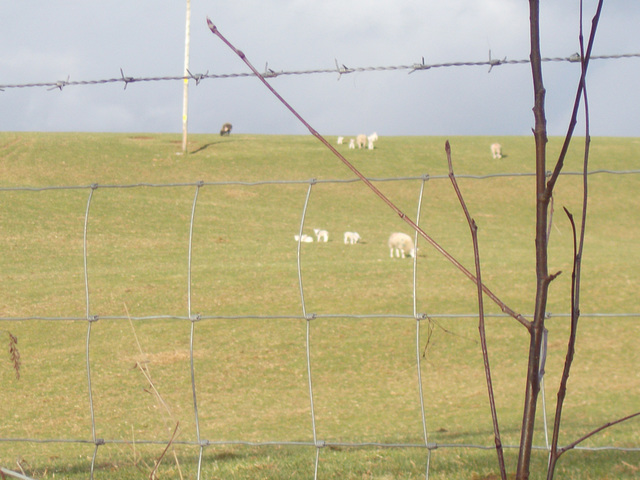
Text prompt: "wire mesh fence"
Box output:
[[1, 168, 639, 479]]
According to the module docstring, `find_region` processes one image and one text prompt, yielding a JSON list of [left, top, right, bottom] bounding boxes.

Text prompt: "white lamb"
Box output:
[[294, 234, 313, 243], [356, 134, 367, 149], [368, 132, 378, 143], [314, 228, 329, 242], [343, 231, 361, 244], [388, 232, 415, 258], [348, 138, 355, 149], [337, 136, 344, 145], [491, 143, 502, 159]]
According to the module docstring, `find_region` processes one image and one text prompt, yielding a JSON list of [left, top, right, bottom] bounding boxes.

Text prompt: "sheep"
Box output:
[[491, 143, 502, 159], [220, 123, 232, 136], [356, 134, 367, 149], [343, 231, 361, 244], [368, 132, 378, 143], [348, 138, 355, 149], [294, 234, 313, 243], [388, 232, 415, 258], [337, 136, 344, 145], [314, 228, 329, 242]]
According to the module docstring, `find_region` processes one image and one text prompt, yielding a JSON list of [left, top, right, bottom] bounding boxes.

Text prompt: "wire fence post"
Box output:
[[181, 0, 191, 154]]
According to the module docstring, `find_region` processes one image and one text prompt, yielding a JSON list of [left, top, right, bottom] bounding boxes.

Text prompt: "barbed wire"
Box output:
[[1, 52, 639, 92]]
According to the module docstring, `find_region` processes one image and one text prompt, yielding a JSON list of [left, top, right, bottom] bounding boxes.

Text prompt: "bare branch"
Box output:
[[446, 141, 506, 479], [206, 17, 531, 330], [559, 412, 640, 458]]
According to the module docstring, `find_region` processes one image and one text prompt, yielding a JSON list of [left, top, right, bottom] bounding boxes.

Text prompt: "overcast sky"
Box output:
[[1, 1, 639, 137]]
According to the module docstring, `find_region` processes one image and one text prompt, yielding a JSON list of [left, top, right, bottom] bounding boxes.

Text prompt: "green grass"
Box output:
[[1, 132, 639, 478]]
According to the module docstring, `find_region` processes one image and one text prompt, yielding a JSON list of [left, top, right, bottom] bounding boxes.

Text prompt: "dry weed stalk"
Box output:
[[149, 421, 180, 480], [2, 330, 21, 380], [124, 303, 182, 478]]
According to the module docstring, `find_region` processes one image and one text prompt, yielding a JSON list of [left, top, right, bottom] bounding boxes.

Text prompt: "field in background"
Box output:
[[0, 132, 639, 479]]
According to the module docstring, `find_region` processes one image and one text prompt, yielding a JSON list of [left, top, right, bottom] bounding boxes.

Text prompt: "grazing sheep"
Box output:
[[356, 134, 367, 149], [348, 138, 355, 149], [388, 232, 415, 258], [343, 231, 361, 244], [491, 143, 502, 159], [220, 123, 233, 136], [337, 136, 344, 145], [314, 228, 329, 242], [294, 234, 313, 243]]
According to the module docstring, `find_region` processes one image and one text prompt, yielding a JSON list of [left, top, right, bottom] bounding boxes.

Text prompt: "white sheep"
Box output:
[[368, 132, 378, 143], [388, 232, 415, 258], [337, 136, 344, 145], [294, 234, 313, 243], [491, 143, 502, 159], [343, 231, 361, 244], [314, 228, 329, 242], [348, 138, 355, 149], [356, 134, 367, 149]]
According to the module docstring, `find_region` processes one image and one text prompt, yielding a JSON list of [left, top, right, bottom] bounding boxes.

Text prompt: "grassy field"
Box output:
[[0, 132, 639, 479]]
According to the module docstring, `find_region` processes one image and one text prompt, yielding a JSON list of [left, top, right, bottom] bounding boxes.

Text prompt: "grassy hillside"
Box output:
[[0, 132, 639, 479]]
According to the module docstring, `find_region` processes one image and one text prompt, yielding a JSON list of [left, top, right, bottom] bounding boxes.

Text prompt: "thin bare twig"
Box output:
[[206, 17, 530, 330], [149, 421, 180, 480], [446, 141, 506, 479], [547, 2, 600, 476], [557, 412, 640, 457]]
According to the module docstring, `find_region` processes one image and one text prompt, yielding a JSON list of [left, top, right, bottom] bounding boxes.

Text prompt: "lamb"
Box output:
[[348, 138, 355, 149], [294, 234, 313, 243], [337, 136, 344, 145], [367, 132, 378, 143], [220, 123, 232, 136], [343, 231, 361, 244], [491, 143, 502, 159], [356, 134, 367, 149], [314, 228, 329, 242], [388, 232, 415, 258]]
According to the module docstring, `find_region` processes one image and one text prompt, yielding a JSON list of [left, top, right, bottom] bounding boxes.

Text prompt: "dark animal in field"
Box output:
[[220, 123, 233, 136]]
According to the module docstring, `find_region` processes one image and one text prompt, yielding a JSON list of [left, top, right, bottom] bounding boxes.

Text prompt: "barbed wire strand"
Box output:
[[1, 53, 639, 92]]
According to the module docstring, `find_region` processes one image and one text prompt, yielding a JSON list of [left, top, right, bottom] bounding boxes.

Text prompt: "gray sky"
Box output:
[[1, 1, 639, 137]]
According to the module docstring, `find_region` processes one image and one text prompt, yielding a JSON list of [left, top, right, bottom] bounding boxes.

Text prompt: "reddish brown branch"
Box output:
[[446, 141, 506, 480], [206, 17, 530, 330]]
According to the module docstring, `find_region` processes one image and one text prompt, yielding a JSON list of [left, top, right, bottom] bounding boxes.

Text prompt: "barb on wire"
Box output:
[[410, 56, 430, 74], [334, 59, 354, 80], [263, 62, 279, 78], [47, 75, 70, 91], [120, 68, 136, 90], [186, 69, 208, 85], [488, 50, 506, 73]]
